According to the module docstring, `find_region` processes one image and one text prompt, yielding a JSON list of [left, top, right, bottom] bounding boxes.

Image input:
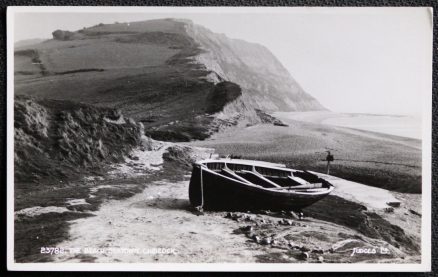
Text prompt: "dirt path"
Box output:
[[53, 173, 420, 264], [55, 178, 264, 263]]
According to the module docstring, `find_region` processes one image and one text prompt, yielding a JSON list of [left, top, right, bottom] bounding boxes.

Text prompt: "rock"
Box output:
[[317, 256, 324, 263], [253, 235, 261, 243], [242, 214, 254, 221], [288, 211, 300, 219], [300, 246, 310, 252], [298, 252, 309, 260], [387, 201, 401, 208], [274, 122, 289, 127], [194, 206, 204, 215], [260, 237, 271, 245], [311, 247, 324, 254], [242, 225, 253, 232], [52, 29, 76, 40], [409, 209, 421, 216], [279, 218, 294, 226], [384, 207, 394, 213]]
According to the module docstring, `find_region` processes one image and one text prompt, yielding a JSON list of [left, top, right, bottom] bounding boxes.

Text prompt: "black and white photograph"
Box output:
[[7, 6, 432, 271]]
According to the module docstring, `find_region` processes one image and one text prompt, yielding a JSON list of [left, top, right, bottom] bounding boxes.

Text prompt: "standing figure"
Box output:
[[326, 151, 334, 175]]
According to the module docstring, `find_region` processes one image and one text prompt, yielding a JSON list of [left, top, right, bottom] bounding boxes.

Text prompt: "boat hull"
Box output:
[[189, 165, 330, 211]]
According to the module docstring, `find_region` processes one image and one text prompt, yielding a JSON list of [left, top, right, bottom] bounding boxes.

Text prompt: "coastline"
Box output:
[[273, 111, 422, 140]]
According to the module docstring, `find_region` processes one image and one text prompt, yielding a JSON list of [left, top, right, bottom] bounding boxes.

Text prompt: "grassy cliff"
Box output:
[[15, 96, 143, 183]]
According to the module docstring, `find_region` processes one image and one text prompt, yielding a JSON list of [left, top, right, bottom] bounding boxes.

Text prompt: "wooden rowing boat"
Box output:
[[189, 159, 334, 211]]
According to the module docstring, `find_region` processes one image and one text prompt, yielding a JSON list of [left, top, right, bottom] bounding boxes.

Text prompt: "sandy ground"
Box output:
[[312, 172, 400, 210], [48, 173, 420, 263], [54, 178, 267, 263]]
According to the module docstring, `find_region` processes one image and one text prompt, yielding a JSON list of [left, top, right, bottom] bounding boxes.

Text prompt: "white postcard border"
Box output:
[[6, 6, 433, 272]]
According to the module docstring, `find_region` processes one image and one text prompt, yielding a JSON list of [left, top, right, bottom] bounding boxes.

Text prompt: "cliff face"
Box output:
[[15, 19, 325, 141], [185, 22, 325, 112]]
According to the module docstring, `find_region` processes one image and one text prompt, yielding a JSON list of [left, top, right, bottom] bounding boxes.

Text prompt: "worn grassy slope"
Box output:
[[15, 96, 143, 183]]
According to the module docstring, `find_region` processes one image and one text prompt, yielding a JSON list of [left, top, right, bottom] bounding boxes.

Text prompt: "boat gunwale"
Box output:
[[196, 159, 289, 171], [195, 163, 334, 196]]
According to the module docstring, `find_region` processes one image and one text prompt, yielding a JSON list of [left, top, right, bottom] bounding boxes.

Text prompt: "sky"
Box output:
[[12, 7, 433, 115]]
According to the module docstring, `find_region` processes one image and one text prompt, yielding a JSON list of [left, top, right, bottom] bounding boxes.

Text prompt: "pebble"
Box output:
[[260, 237, 271, 245], [288, 211, 300, 219], [242, 225, 253, 232], [278, 218, 293, 225], [317, 256, 324, 263], [299, 252, 309, 260], [312, 247, 324, 254], [384, 207, 394, 213], [387, 201, 401, 208]]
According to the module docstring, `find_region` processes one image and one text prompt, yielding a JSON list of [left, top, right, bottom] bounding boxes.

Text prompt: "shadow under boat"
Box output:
[[189, 159, 334, 211]]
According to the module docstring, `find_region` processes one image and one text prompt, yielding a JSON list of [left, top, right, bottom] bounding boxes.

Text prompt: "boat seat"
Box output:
[[240, 170, 282, 188], [221, 168, 254, 185], [289, 182, 324, 189], [288, 176, 310, 186]]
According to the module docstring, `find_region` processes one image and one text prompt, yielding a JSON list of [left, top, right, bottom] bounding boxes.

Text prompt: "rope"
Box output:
[[200, 166, 204, 210]]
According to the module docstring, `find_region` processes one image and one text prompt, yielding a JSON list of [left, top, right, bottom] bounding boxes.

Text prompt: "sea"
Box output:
[[274, 112, 422, 140], [322, 114, 422, 140]]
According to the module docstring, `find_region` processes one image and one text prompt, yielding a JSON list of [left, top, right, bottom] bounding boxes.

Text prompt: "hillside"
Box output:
[[14, 96, 143, 183], [14, 19, 324, 141]]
